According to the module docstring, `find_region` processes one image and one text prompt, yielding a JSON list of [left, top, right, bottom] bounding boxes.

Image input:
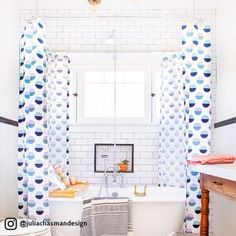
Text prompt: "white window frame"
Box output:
[[68, 52, 162, 125], [75, 65, 152, 125], [151, 69, 161, 124]]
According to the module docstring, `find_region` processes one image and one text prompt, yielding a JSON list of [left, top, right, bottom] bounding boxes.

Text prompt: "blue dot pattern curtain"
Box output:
[[182, 23, 212, 233], [47, 53, 70, 175], [159, 52, 187, 188], [18, 19, 50, 221]]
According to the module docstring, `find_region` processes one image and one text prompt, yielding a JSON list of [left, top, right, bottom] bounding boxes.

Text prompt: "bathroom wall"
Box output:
[[20, 8, 216, 53], [2, 0, 236, 233], [211, 124, 236, 236], [216, 0, 236, 121], [20, 0, 219, 234], [210, 1, 236, 235], [0, 0, 20, 218], [69, 125, 159, 185], [20, 7, 217, 187], [0, 1, 19, 119]]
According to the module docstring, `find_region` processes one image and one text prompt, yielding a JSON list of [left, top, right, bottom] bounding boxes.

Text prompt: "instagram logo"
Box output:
[[4, 218, 17, 230]]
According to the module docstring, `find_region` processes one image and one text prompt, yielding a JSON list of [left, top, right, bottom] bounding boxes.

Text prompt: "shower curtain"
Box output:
[[159, 23, 212, 234], [159, 53, 187, 188], [18, 19, 50, 220], [47, 53, 70, 175], [18, 19, 70, 221], [182, 23, 212, 233]]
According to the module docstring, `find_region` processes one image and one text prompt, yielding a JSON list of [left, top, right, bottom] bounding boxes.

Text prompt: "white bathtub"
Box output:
[[49, 185, 186, 236]]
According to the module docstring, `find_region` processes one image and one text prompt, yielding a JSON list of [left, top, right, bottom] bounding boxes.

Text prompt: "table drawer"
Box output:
[[202, 174, 236, 200]]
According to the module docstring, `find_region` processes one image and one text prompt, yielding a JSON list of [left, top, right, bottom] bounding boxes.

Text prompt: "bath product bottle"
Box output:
[[53, 164, 71, 187], [48, 166, 67, 190]]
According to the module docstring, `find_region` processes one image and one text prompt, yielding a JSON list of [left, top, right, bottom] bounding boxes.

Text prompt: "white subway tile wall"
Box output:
[[21, 8, 217, 233], [20, 9, 216, 52], [69, 125, 159, 185], [20, 8, 217, 183]]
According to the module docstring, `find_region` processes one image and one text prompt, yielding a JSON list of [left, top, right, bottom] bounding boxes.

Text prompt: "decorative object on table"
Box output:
[[49, 182, 89, 198], [48, 163, 90, 198], [118, 159, 129, 172], [70, 176, 78, 185], [53, 164, 70, 187], [48, 166, 67, 190]]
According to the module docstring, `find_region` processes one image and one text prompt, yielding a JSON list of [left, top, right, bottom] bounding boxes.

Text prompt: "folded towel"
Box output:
[[188, 155, 236, 165], [81, 197, 129, 236]]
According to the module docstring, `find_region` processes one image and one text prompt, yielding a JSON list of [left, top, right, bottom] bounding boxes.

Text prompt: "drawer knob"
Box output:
[[213, 181, 223, 186]]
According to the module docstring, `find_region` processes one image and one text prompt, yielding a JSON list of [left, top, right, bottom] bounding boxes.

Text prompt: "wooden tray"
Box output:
[[49, 182, 89, 198]]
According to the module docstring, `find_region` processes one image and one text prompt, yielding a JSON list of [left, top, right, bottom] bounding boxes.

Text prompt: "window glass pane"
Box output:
[[104, 71, 114, 83], [116, 71, 125, 83], [85, 71, 104, 83], [83, 70, 145, 119], [124, 71, 145, 83], [84, 84, 114, 117], [116, 84, 144, 117]]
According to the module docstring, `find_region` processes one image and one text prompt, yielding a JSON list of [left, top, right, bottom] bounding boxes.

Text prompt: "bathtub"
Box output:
[[49, 185, 186, 236]]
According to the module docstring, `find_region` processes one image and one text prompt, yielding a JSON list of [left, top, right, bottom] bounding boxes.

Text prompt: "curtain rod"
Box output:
[[21, 8, 215, 19], [25, 16, 166, 19], [22, 8, 215, 12], [21, 15, 210, 20], [52, 49, 181, 53]]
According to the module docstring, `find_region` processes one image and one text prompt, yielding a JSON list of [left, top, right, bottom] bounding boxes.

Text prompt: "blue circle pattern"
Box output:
[[159, 53, 187, 188], [18, 19, 50, 221], [47, 53, 70, 176], [182, 24, 211, 233]]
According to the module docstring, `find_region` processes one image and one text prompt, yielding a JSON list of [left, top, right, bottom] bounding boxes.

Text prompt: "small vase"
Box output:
[[119, 164, 128, 172]]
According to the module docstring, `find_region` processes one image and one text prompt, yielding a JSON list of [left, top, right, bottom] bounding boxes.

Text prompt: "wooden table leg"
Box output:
[[200, 188, 209, 236]]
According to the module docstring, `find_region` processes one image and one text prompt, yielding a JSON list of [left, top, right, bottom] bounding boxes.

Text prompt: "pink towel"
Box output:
[[188, 155, 236, 165]]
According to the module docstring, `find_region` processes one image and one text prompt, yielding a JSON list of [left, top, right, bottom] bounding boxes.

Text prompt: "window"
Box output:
[[77, 68, 150, 123], [116, 71, 146, 118], [84, 71, 115, 118], [83, 70, 148, 118], [69, 53, 161, 124]]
